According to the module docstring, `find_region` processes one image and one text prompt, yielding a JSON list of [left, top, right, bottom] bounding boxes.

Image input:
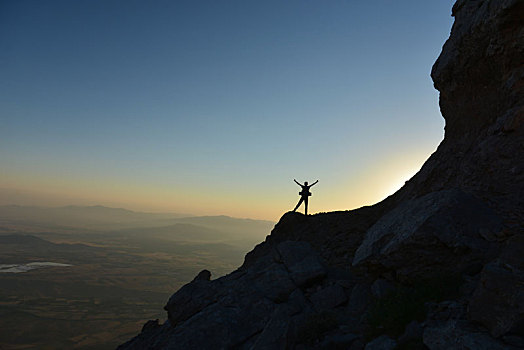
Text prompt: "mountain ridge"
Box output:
[[0, 204, 274, 231]]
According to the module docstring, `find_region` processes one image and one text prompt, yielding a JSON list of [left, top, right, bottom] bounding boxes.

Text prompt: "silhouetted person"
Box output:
[[293, 179, 318, 215]]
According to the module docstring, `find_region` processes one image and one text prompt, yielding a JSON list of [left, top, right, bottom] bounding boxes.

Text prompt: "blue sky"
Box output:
[[0, 0, 455, 220]]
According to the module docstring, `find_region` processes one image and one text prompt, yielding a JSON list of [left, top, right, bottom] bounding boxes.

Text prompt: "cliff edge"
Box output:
[[119, 0, 523, 348]]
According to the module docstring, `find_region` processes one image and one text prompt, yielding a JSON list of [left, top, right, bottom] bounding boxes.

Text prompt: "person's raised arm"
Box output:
[[310, 180, 319, 187], [294, 179, 302, 186]]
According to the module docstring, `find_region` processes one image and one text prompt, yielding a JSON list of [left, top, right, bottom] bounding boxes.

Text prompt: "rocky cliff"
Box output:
[[119, 0, 523, 349]]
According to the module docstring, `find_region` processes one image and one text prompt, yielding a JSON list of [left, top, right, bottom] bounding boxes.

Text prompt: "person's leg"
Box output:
[[304, 197, 308, 215], [293, 197, 304, 212]]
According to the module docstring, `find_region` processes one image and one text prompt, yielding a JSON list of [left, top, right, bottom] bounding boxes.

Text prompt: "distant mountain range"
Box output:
[[0, 205, 274, 233]]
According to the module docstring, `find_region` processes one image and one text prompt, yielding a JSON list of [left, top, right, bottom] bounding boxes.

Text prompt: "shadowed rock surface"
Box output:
[[118, 0, 523, 348]]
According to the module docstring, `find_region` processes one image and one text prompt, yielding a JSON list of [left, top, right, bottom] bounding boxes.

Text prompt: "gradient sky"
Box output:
[[1, 0, 455, 220]]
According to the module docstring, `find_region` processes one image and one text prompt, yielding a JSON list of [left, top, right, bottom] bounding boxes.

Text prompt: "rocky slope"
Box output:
[[118, 0, 523, 349]]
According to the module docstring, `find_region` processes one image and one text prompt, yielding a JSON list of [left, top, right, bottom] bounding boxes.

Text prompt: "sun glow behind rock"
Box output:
[[383, 170, 417, 199], [0, 1, 452, 221]]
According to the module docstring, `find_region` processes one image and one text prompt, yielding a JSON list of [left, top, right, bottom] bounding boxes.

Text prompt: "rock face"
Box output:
[[352, 189, 502, 279], [392, 0, 524, 227], [119, 238, 357, 349], [119, 0, 523, 349], [468, 234, 524, 337]]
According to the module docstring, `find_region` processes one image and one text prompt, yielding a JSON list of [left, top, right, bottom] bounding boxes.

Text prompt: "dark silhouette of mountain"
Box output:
[[0, 233, 55, 246], [119, 1, 524, 348], [0, 233, 105, 266], [0, 204, 183, 230], [0, 205, 273, 235]]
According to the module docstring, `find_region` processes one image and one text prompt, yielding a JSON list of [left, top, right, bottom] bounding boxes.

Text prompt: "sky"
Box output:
[[0, 0, 455, 221]]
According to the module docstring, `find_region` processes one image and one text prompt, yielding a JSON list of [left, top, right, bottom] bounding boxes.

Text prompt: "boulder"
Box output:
[[249, 262, 296, 303], [193, 269, 211, 281], [161, 297, 274, 349], [370, 279, 394, 299], [164, 271, 221, 326], [141, 319, 160, 333], [124, 241, 332, 349], [117, 321, 175, 350], [423, 320, 519, 350], [250, 305, 293, 350], [349, 339, 365, 350], [364, 335, 396, 350], [398, 320, 423, 344], [353, 189, 502, 279], [468, 236, 524, 337], [502, 335, 524, 348], [309, 284, 347, 311], [321, 333, 359, 349], [277, 241, 326, 287], [347, 283, 372, 316]]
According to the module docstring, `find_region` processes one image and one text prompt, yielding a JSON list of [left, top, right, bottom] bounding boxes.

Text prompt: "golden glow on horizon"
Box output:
[[0, 0, 453, 223], [1, 148, 430, 221]]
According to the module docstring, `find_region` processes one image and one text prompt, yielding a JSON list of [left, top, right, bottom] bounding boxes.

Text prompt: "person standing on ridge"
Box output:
[[293, 179, 318, 215]]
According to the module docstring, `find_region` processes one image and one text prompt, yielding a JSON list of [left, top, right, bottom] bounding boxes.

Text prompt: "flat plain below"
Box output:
[[0, 208, 273, 349]]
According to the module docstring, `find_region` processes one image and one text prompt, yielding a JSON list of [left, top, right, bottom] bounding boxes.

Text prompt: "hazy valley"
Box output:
[[0, 205, 274, 349]]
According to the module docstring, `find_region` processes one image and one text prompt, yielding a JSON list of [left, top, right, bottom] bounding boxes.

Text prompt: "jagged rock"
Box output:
[[370, 279, 394, 299], [117, 321, 175, 350], [249, 260, 296, 302], [427, 300, 467, 322], [122, 241, 329, 349], [503, 335, 524, 348], [276, 241, 326, 287], [364, 335, 396, 350], [244, 210, 382, 269], [320, 333, 359, 349], [423, 319, 519, 350], [164, 296, 274, 349], [309, 284, 347, 311], [193, 269, 211, 281], [349, 339, 365, 350], [398, 320, 423, 344], [468, 261, 524, 337], [141, 319, 160, 333], [353, 189, 502, 279], [468, 235, 524, 337], [250, 304, 293, 350], [286, 289, 309, 315], [164, 270, 220, 326], [419, 299, 514, 350], [347, 283, 372, 316]]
